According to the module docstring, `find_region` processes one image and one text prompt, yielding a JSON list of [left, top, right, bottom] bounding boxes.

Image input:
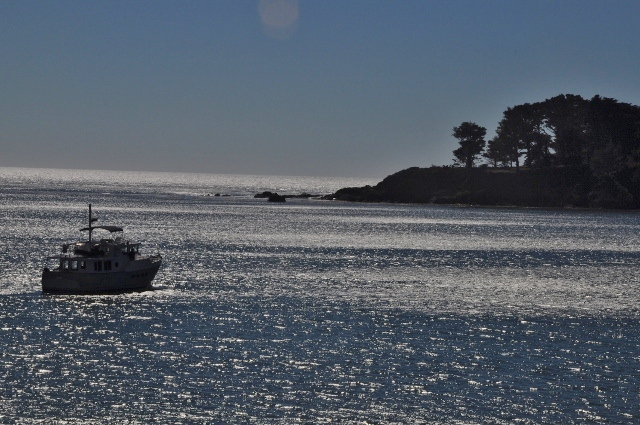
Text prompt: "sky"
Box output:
[[1, 0, 639, 179]]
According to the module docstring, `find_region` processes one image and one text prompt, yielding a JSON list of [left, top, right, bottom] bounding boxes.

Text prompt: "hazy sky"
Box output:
[[2, 0, 639, 179]]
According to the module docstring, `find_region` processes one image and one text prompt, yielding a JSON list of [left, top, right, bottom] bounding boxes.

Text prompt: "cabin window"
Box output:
[[104, 260, 112, 271], [80, 261, 86, 270], [94, 261, 102, 272], [71, 260, 78, 270], [62, 260, 69, 270]]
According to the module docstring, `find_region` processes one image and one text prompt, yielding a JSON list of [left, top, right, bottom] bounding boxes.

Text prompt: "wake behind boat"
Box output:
[[42, 204, 162, 293]]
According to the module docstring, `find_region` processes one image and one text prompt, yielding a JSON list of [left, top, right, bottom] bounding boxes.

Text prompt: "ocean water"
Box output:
[[1, 167, 639, 424]]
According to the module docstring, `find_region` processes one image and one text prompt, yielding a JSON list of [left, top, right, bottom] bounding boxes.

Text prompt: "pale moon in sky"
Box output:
[[259, 0, 299, 39]]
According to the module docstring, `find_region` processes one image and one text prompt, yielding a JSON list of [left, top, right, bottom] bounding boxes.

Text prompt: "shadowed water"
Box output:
[[1, 168, 639, 423]]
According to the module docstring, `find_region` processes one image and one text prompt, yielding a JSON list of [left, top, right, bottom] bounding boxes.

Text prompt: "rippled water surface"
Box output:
[[1, 167, 639, 424]]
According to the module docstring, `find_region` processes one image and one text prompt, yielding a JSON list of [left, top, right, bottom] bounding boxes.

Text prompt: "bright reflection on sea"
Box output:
[[0, 168, 639, 423]]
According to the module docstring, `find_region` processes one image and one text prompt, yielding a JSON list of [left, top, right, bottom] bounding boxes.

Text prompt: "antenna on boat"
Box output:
[[88, 203, 100, 242], [81, 204, 100, 243]]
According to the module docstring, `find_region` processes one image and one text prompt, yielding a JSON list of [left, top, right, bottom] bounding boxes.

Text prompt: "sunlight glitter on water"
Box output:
[[0, 168, 639, 423]]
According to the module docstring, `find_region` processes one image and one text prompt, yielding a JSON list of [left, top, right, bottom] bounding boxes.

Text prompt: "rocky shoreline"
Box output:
[[254, 191, 322, 203], [324, 166, 640, 210]]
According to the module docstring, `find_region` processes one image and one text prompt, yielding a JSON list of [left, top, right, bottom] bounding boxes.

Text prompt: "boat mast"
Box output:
[[88, 203, 93, 244]]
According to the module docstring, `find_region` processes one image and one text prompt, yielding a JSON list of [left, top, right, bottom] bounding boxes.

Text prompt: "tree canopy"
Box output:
[[451, 94, 640, 208], [454, 94, 640, 173], [452, 122, 487, 168]]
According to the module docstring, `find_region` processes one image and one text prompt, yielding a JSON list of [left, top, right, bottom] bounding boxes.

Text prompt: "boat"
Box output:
[[42, 204, 162, 293]]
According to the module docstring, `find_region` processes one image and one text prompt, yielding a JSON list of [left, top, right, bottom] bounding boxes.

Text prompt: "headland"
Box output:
[[326, 166, 640, 210]]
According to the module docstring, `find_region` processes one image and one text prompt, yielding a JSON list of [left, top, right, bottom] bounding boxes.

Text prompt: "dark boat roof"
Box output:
[[80, 225, 123, 233]]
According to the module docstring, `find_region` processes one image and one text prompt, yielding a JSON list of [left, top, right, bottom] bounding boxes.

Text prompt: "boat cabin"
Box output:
[[49, 232, 142, 274]]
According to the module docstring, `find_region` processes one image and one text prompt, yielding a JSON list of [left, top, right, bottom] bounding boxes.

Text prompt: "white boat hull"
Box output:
[[42, 258, 161, 294]]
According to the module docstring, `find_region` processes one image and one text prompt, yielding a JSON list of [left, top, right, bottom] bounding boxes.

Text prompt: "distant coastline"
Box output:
[[325, 166, 640, 210], [327, 93, 640, 211]]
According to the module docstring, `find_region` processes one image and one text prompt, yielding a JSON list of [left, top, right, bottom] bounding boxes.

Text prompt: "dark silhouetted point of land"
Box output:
[[327, 165, 640, 210]]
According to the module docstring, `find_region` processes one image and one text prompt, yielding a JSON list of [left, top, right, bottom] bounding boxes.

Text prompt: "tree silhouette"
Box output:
[[445, 94, 640, 207], [541, 94, 588, 167], [483, 135, 511, 167], [493, 114, 523, 171], [452, 122, 487, 168]]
